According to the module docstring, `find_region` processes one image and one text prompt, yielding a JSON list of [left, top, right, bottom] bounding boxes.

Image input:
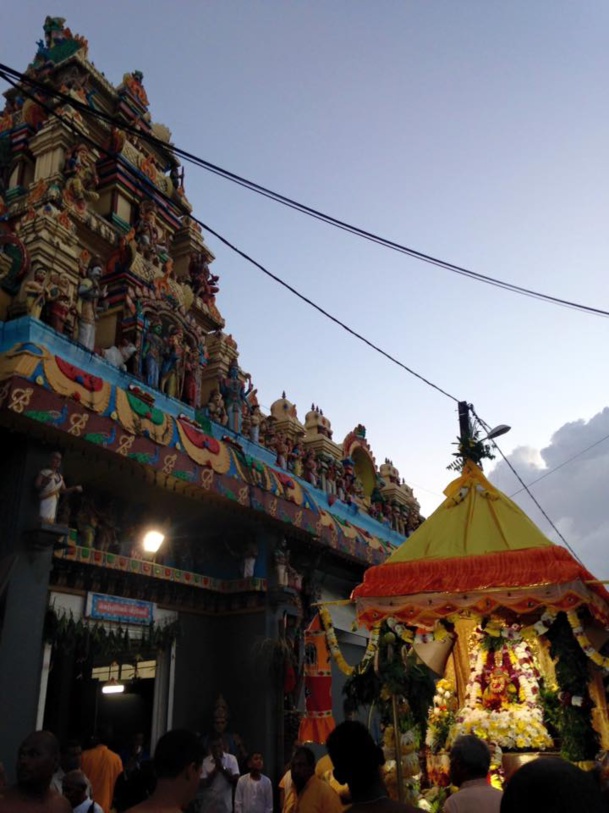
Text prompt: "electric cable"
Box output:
[[0, 68, 460, 403], [1, 62, 609, 319], [509, 429, 609, 497], [0, 66, 583, 551], [471, 407, 583, 564]]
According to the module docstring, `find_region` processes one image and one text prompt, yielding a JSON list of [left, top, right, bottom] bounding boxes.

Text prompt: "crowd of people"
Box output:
[[0, 724, 607, 813]]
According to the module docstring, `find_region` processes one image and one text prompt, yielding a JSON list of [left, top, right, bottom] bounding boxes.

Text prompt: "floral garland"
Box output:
[[319, 606, 380, 676], [454, 626, 553, 751], [425, 678, 458, 753], [567, 611, 609, 673]]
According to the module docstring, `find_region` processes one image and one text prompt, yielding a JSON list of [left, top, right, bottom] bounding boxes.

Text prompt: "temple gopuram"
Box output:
[[0, 18, 422, 778]]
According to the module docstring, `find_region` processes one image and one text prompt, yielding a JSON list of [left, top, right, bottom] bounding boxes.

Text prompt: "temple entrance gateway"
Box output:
[[40, 591, 177, 751]]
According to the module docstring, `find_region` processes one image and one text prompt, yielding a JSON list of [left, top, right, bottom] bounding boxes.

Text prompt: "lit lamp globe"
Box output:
[[142, 530, 165, 553], [102, 678, 125, 695]]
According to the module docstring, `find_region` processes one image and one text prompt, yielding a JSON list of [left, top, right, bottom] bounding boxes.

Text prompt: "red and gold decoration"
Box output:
[[298, 613, 336, 744]]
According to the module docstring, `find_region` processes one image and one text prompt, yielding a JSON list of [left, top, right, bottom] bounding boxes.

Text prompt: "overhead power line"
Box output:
[[0, 67, 460, 404], [510, 429, 609, 497], [2, 62, 609, 320], [471, 407, 582, 564], [0, 66, 582, 553]]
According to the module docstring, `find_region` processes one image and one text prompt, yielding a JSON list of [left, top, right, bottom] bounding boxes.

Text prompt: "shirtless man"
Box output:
[[125, 729, 203, 813], [327, 721, 419, 813], [0, 730, 71, 813]]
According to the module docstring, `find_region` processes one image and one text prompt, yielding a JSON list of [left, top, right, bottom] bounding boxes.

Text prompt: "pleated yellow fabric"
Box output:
[[388, 461, 553, 563]]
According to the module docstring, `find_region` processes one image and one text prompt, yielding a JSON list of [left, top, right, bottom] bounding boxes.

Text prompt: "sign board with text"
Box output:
[[86, 593, 154, 625]]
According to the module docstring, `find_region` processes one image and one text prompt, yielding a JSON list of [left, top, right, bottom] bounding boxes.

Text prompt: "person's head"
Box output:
[[326, 721, 384, 792], [131, 732, 145, 753], [501, 757, 605, 813], [89, 725, 112, 749], [60, 740, 82, 772], [50, 452, 62, 471], [153, 729, 204, 806], [209, 736, 225, 762], [248, 752, 264, 775], [62, 770, 89, 808], [290, 746, 316, 792], [16, 730, 60, 792], [449, 735, 491, 787]]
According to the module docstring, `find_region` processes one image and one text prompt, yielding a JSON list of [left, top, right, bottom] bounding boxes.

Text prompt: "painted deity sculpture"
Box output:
[[249, 404, 262, 444], [274, 540, 290, 588], [63, 143, 99, 212], [45, 274, 73, 335], [207, 389, 228, 426], [188, 252, 220, 304], [35, 451, 82, 524], [273, 433, 289, 469], [220, 361, 252, 434], [136, 200, 166, 260], [17, 265, 48, 318], [242, 541, 258, 579], [142, 320, 164, 389], [76, 258, 106, 349], [204, 695, 247, 769], [160, 325, 185, 399], [302, 449, 319, 486]]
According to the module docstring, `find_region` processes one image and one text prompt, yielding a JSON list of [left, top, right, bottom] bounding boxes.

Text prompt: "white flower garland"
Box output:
[[453, 625, 553, 751], [567, 610, 609, 673], [319, 606, 380, 676]]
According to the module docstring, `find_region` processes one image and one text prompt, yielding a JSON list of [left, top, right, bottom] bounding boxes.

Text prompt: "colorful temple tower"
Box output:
[[0, 19, 423, 778]]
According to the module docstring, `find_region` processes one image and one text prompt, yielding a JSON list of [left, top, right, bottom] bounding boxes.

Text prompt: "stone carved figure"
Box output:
[[35, 451, 82, 524], [76, 257, 106, 350]]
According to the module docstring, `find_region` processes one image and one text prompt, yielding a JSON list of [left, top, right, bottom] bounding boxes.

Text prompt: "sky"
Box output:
[[3, 2, 609, 576]]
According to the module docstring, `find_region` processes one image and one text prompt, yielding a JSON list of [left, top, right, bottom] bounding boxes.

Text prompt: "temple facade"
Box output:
[[0, 18, 422, 779]]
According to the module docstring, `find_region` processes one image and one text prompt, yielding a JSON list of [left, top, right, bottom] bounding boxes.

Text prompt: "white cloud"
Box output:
[[488, 408, 609, 581]]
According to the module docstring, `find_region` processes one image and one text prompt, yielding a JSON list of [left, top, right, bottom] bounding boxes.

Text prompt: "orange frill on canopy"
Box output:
[[353, 461, 609, 628]]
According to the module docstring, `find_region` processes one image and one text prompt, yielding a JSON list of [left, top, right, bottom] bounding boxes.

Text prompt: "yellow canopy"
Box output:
[[388, 460, 553, 563]]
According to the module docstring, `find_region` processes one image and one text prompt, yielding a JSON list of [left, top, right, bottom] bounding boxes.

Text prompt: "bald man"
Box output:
[[62, 770, 103, 813], [0, 730, 71, 812]]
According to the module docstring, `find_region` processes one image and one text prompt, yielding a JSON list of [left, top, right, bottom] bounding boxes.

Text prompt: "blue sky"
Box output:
[[4, 2, 609, 572]]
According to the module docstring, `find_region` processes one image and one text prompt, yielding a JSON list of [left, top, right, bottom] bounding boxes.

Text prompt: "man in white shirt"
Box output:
[[235, 753, 272, 813], [62, 770, 104, 813], [199, 736, 239, 813]]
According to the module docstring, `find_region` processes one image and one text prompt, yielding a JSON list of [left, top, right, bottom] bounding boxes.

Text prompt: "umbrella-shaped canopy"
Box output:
[[353, 461, 609, 628]]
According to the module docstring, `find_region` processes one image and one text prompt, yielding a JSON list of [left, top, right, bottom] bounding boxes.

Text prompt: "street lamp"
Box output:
[[482, 424, 511, 442], [142, 529, 165, 553]]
